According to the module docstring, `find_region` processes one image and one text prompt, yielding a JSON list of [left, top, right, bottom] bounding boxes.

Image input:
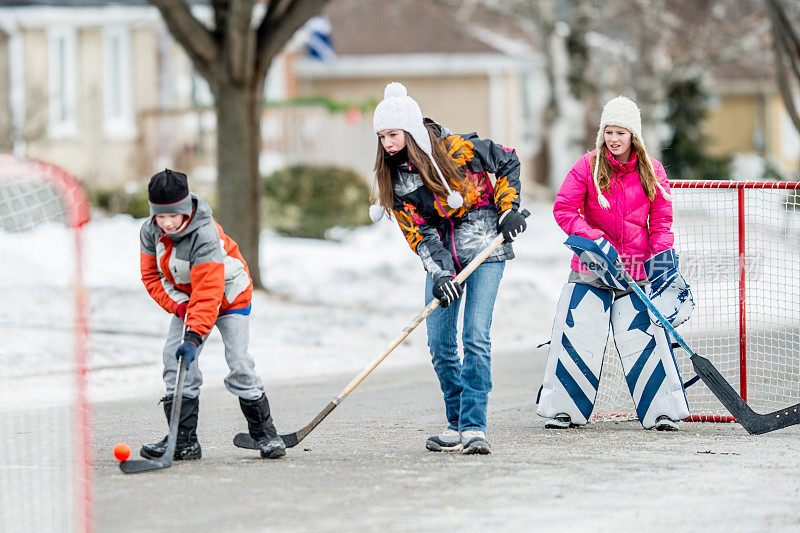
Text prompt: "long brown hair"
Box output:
[[591, 136, 659, 200], [373, 124, 462, 215]]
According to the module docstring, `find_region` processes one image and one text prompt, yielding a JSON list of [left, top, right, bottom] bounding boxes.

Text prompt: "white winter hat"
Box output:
[[592, 96, 669, 208], [370, 82, 462, 221]]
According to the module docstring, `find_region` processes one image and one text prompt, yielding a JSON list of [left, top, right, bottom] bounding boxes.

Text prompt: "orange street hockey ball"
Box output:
[[113, 443, 131, 462]]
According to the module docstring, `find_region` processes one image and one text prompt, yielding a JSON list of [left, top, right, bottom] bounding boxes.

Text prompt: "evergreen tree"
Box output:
[[661, 77, 731, 180]]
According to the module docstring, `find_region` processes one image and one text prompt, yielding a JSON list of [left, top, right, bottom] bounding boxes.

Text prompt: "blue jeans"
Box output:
[[425, 261, 505, 432]]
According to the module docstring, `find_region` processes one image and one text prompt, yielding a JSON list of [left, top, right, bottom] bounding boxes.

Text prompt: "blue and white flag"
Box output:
[[305, 16, 336, 63]]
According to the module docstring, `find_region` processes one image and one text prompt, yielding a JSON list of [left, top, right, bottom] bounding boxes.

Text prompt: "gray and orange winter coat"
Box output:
[[391, 121, 522, 280], [139, 193, 253, 338]]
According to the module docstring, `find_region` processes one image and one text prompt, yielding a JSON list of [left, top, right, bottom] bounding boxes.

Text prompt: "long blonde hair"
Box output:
[[592, 136, 659, 200], [372, 124, 462, 214]]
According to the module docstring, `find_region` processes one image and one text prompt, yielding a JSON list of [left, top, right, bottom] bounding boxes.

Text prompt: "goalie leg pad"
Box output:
[[538, 282, 613, 425], [610, 292, 690, 428]]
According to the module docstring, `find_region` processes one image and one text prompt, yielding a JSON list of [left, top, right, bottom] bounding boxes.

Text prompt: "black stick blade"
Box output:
[[281, 432, 300, 447], [233, 432, 300, 449], [119, 458, 168, 474], [234, 400, 339, 450], [233, 433, 258, 450], [691, 354, 800, 435]]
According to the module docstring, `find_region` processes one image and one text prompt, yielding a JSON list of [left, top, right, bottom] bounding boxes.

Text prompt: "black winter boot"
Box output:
[[239, 394, 286, 459], [140, 395, 202, 460]]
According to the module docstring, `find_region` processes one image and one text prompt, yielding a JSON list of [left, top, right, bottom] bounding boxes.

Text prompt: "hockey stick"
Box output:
[[628, 277, 800, 434], [565, 235, 800, 435], [235, 210, 530, 450], [120, 355, 187, 473]]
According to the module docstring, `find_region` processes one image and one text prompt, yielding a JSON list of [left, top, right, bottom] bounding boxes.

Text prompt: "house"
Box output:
[[0, 0, 224, 191], [1, 1, 159, 187], [706, 57, 800, 176], [288, 0, 800, 183], [1, 0, 795, 198], [284, 0, 545, 187]]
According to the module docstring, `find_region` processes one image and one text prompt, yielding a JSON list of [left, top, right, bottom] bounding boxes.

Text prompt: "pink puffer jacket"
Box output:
[[553, 149, 673, 280]]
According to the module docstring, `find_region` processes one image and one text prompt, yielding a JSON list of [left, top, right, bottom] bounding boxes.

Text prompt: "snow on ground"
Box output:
[[0, 198, 571, 404], [4, 191, 799, 411]]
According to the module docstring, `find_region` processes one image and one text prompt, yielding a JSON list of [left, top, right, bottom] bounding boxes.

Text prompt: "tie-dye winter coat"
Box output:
[[139, 193, 253, 337], [553, 149, 673, 280], [391, 122, 522, 281]]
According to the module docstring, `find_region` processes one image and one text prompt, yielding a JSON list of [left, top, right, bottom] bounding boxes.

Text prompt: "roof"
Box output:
[[322, 0, 536, 56], [0, 0, 151, 5], [0, 0, 207, 6]]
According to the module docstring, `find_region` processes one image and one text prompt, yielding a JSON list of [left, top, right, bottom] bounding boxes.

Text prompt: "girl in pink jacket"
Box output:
[[537, 96, 690, 430]]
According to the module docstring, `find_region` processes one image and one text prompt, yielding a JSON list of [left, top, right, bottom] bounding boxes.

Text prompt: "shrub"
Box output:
[[262, 164, 371, 238], [90, 185, 151, 218]]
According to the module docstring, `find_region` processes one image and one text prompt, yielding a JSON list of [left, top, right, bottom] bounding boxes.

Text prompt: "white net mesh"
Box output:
[[592, 182, 800, 421], [0, 155, 91, 532]]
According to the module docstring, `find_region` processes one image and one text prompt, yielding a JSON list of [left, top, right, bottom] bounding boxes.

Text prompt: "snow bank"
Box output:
[[0, 199, 571, 402]]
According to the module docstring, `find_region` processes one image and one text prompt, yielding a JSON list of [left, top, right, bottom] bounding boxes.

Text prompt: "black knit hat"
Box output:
[[148, 169, 192, 216]]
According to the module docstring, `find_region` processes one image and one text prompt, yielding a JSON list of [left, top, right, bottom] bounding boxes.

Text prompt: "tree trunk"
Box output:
[[215, 81, 263, 288], [0, 28, 12, 152], [544, 23, 585, 194], [147, 0, 333, 289]]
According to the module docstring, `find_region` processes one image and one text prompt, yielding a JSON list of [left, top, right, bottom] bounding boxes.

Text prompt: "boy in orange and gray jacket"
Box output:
[[139, 169, 285, 460]]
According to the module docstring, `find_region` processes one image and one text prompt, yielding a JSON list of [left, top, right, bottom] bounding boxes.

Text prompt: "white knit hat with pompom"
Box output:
[[592, 96, 669, 208], [369, 82, 463, 221]]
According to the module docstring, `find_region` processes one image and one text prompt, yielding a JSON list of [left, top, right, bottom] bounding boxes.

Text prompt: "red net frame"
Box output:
[[592, 180, 800, 423], [0, 154, 92, 531], [673, 180, 800, 422]]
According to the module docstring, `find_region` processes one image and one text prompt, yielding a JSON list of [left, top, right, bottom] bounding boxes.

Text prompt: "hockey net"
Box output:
[[592, 180, 800, 423], [0, 154, 92, 532]]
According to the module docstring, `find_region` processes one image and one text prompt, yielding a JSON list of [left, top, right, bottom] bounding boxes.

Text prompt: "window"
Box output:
[[191, 73, 214, 108], [782, 108, 800, 161], [47, 27, 78, 138], [264, 54, 286, 103], [103, 27, 134, 138]]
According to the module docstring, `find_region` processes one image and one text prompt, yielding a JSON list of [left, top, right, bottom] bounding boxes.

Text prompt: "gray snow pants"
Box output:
[[162, 313, 265, 401]]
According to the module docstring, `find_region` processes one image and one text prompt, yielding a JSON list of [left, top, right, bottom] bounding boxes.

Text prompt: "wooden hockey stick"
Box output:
[[235, 210, 530, 450], [565, 235, 800, 435]]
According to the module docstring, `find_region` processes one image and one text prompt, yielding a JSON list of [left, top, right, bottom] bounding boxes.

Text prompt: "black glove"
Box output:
[[176, 330, 202, 370], [432, 277, 463, 308], [498, 209, 527, 242]]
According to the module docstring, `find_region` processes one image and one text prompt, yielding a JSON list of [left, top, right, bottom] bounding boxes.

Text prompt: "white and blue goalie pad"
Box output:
[[538, 282, 613, 425], [538, 282, 690, 427], [611, 292, 690, 427], [644, 249, 695, 327], [564, 235, 628, 290]]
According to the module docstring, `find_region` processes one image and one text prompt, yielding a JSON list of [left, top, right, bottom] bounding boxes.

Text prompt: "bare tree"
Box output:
[[587, 0, 768, 159], [766, 0, 800, 135], [456, 0, 599, 191], [150, 0, 331, 287], [469, 0, 770, 188]]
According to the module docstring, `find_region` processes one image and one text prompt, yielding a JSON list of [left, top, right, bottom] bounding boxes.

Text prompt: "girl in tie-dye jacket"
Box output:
[[371, 82, 526, 454], [384, 120, 522, 279]]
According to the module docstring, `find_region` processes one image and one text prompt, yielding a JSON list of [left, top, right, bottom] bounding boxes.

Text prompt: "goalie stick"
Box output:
[[120, 353, 188, 473], [565, 235, 800, 435], [235, 210, 531, 450], [628, 276, 800, 434]]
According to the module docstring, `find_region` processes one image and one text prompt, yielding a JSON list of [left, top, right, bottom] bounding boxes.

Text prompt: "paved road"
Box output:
[[93, 346, 800, 532]]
